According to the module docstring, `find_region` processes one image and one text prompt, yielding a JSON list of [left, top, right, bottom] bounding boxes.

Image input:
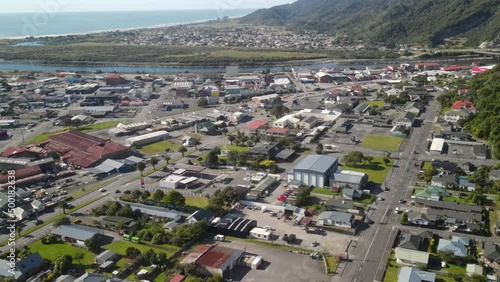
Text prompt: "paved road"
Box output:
[[339, 91, 442, 282]]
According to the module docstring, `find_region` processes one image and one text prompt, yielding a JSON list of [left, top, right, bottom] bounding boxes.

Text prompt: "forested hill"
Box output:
[[466, 66, 500, 159], [240, 0, 500, 46]]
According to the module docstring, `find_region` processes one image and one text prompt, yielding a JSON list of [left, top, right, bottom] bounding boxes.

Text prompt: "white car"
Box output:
[[394, 207, 400, 214], [263, 225, 272, 230]]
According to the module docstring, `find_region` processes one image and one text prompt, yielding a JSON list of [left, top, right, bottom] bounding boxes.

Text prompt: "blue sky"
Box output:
[[2, 0, 293, 13]]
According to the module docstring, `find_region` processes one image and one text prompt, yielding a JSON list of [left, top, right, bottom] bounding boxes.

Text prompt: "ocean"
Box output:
[[0, 9, 255, 39]]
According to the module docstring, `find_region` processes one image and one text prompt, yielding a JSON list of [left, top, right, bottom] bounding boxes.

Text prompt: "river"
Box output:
[[0, 57, 496, 73]]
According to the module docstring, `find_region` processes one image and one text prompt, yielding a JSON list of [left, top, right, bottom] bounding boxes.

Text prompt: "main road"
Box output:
[[337, 91, 442, 282]]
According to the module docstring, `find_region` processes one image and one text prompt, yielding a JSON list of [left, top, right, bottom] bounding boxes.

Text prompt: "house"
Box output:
[[266, 127, 290, 137], [317, 211, 354, 228], [74, 272, 108, 282], [119, 201, 182, 222], [55, 275, 76, 282], [437, 236, 469, 258], [398, 231, 429, 251], [353, 103, 370, 114], [287, 155, 339, 188], [397, 266, 435, 282], [451, 100, 475, 110], [391, 125, 409, 137], [406, 212, 439, 226], [51, 225, 103, 246], [95, 250, 118, 267], [0, 192, 9, 211], [342, 188, 362, 200], [13, 207, 29, 220], [444, 110, 472, 123], [249, 227, 273, 240], [431, 161, 460, 175], [431, 175, 458, 188], [489, 170, 500, 181], [395, 112, 416, 127], [0, 252, 44, 281], [398, 266, 435, 282], [394, 247, 429, 267], [243, 120, 268, 136], [324, 199, 354, 211], [298, 116, 321, 129], [248, 142, 284, 160], [194, 121, 217, 135], [186, 209, 214, 224], [483, 242, 500, 264], [459, 178, 476, 191], [252, 93, 279, 106], [466, 264, 483, 277], [331, 170, 368, 189], [31, 199, 46, 212], [405, 102, 424, 115], [415, 187, 450, 201], [181, 245, 244, 276]]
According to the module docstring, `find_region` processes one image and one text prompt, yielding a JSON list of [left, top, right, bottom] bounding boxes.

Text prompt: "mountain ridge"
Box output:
[[239, 0, 500, 47]]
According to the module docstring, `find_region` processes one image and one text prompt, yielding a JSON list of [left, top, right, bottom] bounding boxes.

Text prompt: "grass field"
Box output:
[[361, 135, 403, 152], [223, 145, 250, 152], [209, 49, 327, 59], [422, 161, 433, 170], [185, 196, 209, 208], [325, 255, 339, 273], [26, 130, 65, 144], [140, 141, 181, 155], [312, 187, 337, 196], [76, 121, 123, 133], [363, 100, 385, 107], [29, 240, 95, 264], [104, 241, 180, 257], [341, 157, 392, 184], [355, 193, 375, 205]]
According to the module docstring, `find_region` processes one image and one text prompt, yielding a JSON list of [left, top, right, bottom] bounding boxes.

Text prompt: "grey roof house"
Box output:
[[431, 175, 458, 188], [95, 250, 118, 267], [437, 236, 469, 258], [186, 209, 215, 224], [484, 242, 500, 264], [0, 252, 44, 281], [317, 211, 354, 228], [51, 225, 103, 245], [398, 266, 435, 282], [395, 112, 416, 127], [287, 155, 339, 188], [342, 188, 362, 200], [330, 170, 368, 189]]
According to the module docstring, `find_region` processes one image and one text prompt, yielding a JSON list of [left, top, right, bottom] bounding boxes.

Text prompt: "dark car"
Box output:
[[115, 189, 121, 194], [399, 199, 406, 204]]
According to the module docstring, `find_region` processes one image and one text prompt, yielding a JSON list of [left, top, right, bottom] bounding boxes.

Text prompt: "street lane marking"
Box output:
[[363, 226, 380, 263]]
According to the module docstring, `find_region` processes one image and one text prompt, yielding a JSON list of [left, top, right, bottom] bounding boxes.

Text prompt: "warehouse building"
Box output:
[[125, 131, 169, 146], [159, 175, 198, 189], [429, 138, 445, 155], [208, 214, 257, 238], [287, 155, 339, 188]]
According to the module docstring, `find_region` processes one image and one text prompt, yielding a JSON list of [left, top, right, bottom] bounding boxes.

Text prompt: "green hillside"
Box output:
[[240, 0, 500, 46]]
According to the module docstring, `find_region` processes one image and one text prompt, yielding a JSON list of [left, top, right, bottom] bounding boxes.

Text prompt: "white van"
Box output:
[[214, 235, 225, 241]]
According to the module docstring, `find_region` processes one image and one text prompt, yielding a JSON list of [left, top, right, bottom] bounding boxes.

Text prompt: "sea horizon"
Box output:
[[0, 9, 255, 39]]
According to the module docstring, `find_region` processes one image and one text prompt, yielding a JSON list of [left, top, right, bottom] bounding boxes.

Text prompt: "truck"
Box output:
[[305, 227, 324, 234]]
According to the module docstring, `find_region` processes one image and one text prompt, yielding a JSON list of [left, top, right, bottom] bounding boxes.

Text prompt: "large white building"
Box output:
[[287, 155, 339, 188], [124, 131, 169, 146]]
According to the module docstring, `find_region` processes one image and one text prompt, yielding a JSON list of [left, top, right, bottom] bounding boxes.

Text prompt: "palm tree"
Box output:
[[192, 138, 201, 149], [228, 135, 236, 145], [178, 146, 187, 156], [59, 200, 67, 214], [137, 162, 146, 176]]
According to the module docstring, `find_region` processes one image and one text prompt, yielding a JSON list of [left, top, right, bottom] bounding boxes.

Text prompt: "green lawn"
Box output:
[[104, 241, 180, 257], [325, 255, 339, 273], [361, 135, 403, 152], [391, 112, 401, 118], [185, 196, 209, 208], [422, 161, 433, 170], [223, 145, 249, 152], [441, 263, 466, 276], [341, 157, 392, 184], [76, 121, 123, 133], [140, 141, 181, 155], [363, 100, 385, 108], [355, 193, 375, 205], [26, 130, 65, 144], [29, 240, 95, 264], [312, 187, 337, 196], [209, 49, 327, 59], [442, 196, 469, 204]]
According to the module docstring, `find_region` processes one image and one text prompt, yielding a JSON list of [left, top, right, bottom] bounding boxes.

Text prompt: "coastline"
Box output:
[[0, 15, 248, 40]]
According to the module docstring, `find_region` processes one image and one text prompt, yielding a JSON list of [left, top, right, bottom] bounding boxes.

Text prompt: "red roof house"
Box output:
[[451, 100, 475, 110], [169, 274, 185, 282], [244, 120, 268, 136], [266, 127, 290, 137]]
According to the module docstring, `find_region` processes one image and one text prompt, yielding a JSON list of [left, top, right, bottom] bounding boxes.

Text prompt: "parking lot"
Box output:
[[219, 240, 330, 282], [241, 207, 351, 257]]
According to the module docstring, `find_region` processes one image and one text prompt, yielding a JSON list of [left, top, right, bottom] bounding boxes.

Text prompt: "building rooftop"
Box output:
[[51, 225, 102, 242], [294, 155, 338, 174], [244, 120, 268, 130], [195, 245, 243, 269]]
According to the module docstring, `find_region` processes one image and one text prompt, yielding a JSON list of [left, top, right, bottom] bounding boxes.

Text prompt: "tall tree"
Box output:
[[203, 150, 219, 169], [178, 146, 187, 156], [152, 190, 165, 203], [192, 138, 201, 149], [137, 161, 146, 176], [228, 135, 236, 145], [163, 190, 186, 206], [227, 151, 239, 167], [59, 200, 68, 214], [164, 155, 171, 164], [150, 157, 159, 170]]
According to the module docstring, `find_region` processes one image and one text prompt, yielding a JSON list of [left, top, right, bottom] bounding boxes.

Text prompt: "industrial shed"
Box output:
[[125, 131, 169, 146]]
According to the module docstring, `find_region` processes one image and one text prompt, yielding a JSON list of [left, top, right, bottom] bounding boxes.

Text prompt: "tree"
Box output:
[[424, 167, 437, 182], [178, 146, 187, 156], [203, 150, 219, 169], [315, 144, 323, 154], [208, 187, 237, 216], [364, 156, 374, 164], [164, 155, 171, 164], [59, 200, 68, 214], [53, 255, 72, 275], [73, 253, 84, 265], [163, 190, 186, 206], [150, 157, 159, 170], [342, 151, 365, 166], [207, 274, 224, 282], [227, 151, 239, 167], [237, 152, 249, 166], [197, 97, 208, 107], [131, 190, 143, 200], [228, 135, 236, 145], [207, 196, 226, 216], [401, 212, 408, 225], [126, 247, 141, 259], [152, 190, 165, 203], [383, 157, 391, 166], [15, 225, 22, 237], [140, 191, 151, 202], [137, 161, 146, 176], [85, 237, 100, 253], [54, 217, 70, 227], [184, 277, 204, 282], [296, 186, 311, 207], [269, 103, 289, 118], [439, 250, 455, 264], [192, 138, 201, 149], [259, 159, 275, 168], [17, 247, 32, 259], [172, 220, 207, 247]]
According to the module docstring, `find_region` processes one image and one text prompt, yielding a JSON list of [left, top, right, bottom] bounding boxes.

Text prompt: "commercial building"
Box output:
[[43, 130, 130, 168], [207, 215, 257, 238], [317, 211, 354, 228], [429, 138, 445, 155], [330, 170, 368, 189], [181, 244, 245, 276], [287, 155, 338, 188], [117, 201, 182, 222], [159, 175, 198, 189], [124, 131, 169, 146]]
